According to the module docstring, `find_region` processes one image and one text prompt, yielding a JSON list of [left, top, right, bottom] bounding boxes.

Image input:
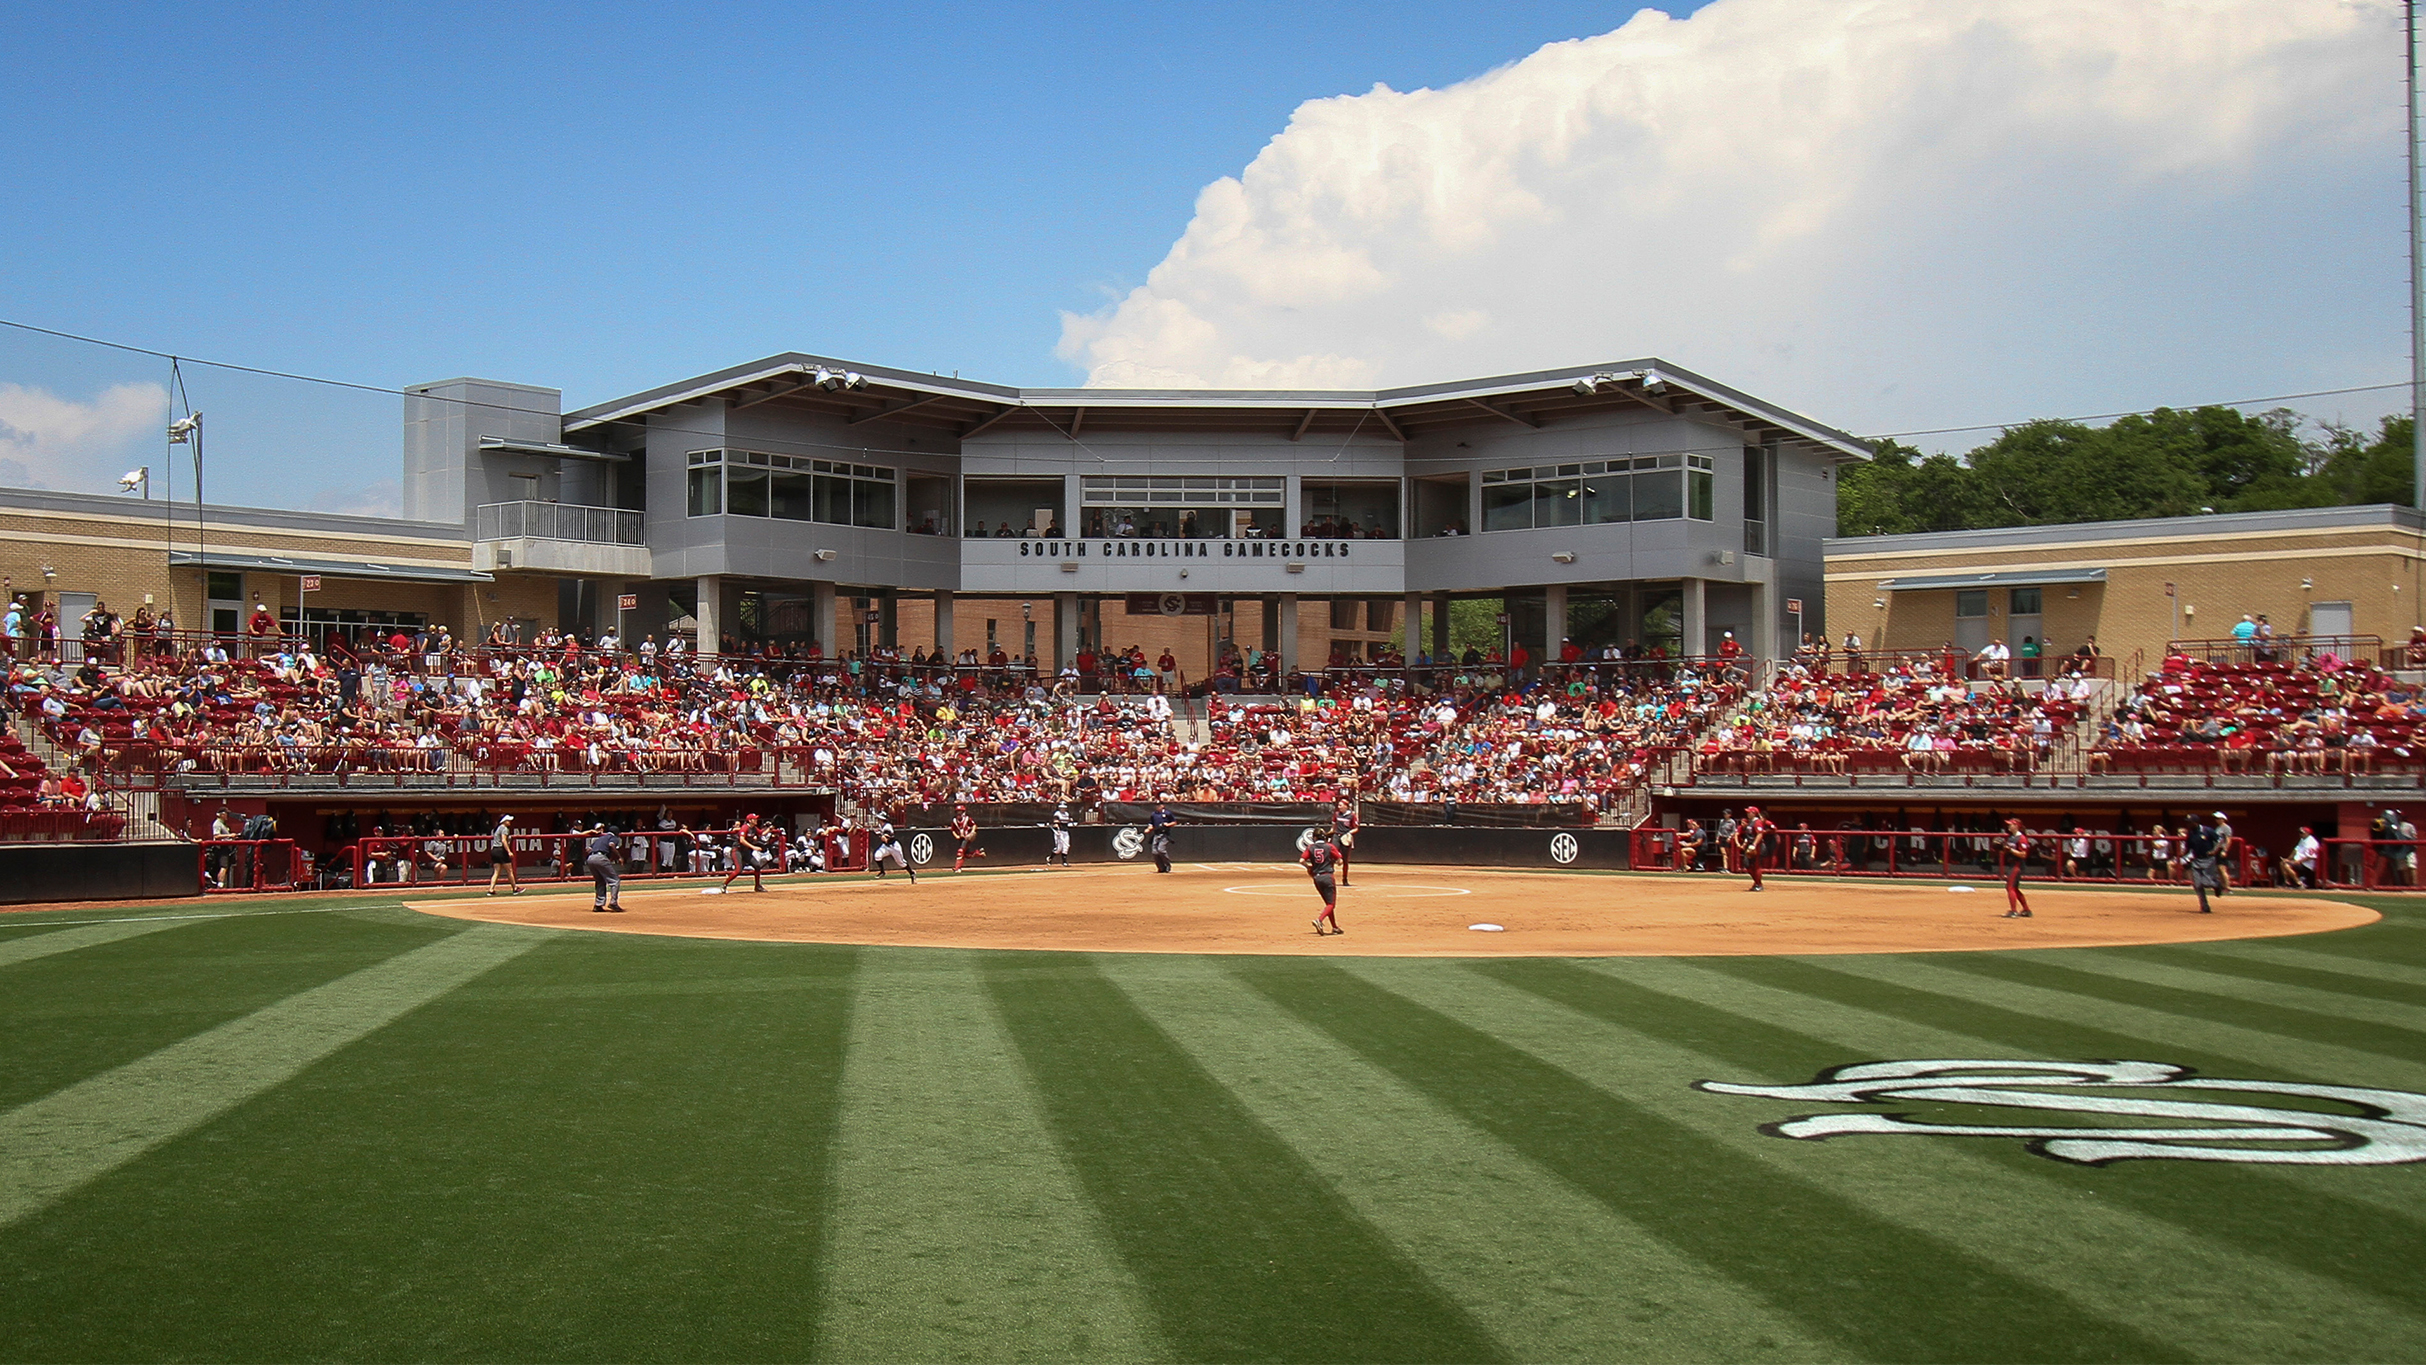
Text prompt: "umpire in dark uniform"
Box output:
[[1148, 802, 1176, 873], [581, 825, 625, 912]]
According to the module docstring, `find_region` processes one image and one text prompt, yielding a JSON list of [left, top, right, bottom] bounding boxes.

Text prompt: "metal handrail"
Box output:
[[474, 500, 645, 546]]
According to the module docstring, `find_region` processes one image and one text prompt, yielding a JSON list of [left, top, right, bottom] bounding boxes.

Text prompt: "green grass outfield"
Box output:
[[1, 878, 2423, 1362]]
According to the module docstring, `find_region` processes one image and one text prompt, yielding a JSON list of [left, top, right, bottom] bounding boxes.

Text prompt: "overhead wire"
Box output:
[[0, 315, 2407, 464]]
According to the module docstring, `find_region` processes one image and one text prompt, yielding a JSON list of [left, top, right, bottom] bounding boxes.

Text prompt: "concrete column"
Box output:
[[878, 590, 898, 651], [1278, 593, 1300, 674], [1544, 582, 1568, 664], [1403, 592, 1425, 660], [932, 589, 954, 657], [1054, 592, 1079, 673], [1432, 592, 1450, 660], [1260, 595, 1280, 658], [810, 581, 837, 655], [592, 580, 619, 640], [1681, 578, 1706, 658], [695, 575, 721, 657], [1748, 577, 1776, 662]]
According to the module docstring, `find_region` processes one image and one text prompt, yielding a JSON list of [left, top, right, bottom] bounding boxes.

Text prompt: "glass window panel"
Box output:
[[1556, 463, 1582, 476], [1688, 469, 1713, 521], [853, 477, 895, 529], [771, 471, 813, 520], [2010, 587, 2043, 615], [687, 467, 722, 517], [1955, 590, 1990, 618], [1583, 473, 1628, 524], [1534, 478, 1582, 527], [725, 468, 769, 517], [1633, 470, 1684, 520], [1483, 482, 1533, 531], [814, 474, 852, 524]]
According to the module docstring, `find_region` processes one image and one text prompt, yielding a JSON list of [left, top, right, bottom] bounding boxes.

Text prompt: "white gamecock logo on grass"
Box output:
[[1696, 1059, 2426, 1167], [1549, 833, 1580, 865], [1112, 826, 1146, 860], [908, 834, 934, 866]]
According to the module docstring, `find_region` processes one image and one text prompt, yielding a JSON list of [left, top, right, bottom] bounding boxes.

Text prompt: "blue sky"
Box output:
[[0, 0, 2401, 512]]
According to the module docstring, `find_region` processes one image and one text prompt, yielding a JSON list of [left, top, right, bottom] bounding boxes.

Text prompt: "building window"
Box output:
[[1956, 590, 1990, 618], [1077, 474, 1283, 539], [1741, 445, 1768, 557], [2009, 587, 2042, 615], [1478, 455, 1712, 531], [684, 449, 894, 528], [1300, 479, 1399, 539]]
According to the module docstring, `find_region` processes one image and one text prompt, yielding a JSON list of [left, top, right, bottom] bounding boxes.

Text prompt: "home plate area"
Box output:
[[411, 864, 2373, 958]]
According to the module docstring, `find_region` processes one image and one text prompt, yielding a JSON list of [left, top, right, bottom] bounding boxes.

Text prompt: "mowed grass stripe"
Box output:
[[0, 916, 194, 967], [980, 953, 1505, 1364], [1237, 958, 2179, 1365], [1946, 954, 2426, 1061], [816, 953, 1158, 1364], [1106, 956, 1845, 1364], [1397, 957, 2415, 1365], [0, 923, 544, 1231], [2180, 939, 2426, 993], [1819, 955, 2426, 1094], [0, 912, 469, 1113], [1602, 957, 2426, 1334], [2042, 951, 2426, 1034]]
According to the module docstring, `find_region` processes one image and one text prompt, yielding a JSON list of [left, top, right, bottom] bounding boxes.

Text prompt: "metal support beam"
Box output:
[[1067, 407, 1086, 438], [1290, 409, 1318, 441], [960, 404, 1022, 439], [1370, 407, 1407, 442], [1462, 397, 1541, 429], [732, 374, 817, 409], [846, 393, 950, 425]]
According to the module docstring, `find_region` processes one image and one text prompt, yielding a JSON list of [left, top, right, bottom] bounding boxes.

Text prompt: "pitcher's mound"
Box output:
[[408, 865, 2376, 957]]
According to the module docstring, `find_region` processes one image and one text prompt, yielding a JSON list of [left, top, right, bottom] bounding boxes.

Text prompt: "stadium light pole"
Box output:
[[2410, 0, 2423, 510]]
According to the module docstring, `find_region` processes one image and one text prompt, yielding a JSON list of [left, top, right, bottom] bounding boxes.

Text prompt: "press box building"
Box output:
[[403, 354, 1863, 669], [2, 355, 1868, 672]]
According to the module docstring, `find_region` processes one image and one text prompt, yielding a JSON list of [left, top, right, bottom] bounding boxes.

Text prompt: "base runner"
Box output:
[[1304, 824, 1344, 935], [1047, 804, 1073, 867], [872, 819, 918, 882], [951, 804, 985, 871]]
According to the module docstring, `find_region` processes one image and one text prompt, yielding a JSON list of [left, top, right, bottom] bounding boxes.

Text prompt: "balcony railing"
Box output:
[[475, 500, 644, 546]]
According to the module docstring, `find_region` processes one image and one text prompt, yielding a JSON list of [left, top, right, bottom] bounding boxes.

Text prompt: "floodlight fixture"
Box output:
[[118, 467, 150, 497], [166, 413, 202, 442]]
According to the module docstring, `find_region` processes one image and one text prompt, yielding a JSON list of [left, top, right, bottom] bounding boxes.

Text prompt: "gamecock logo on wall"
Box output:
[[1549, 833, 1580, 865], [1112, 826, 1147, 860], [1698, 1059, 2426, 1167]]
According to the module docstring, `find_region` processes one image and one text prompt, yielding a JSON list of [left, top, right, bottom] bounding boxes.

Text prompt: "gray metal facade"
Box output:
[[401, 354, 1866, 658]]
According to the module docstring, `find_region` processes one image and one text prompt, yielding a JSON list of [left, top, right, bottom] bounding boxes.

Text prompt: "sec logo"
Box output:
[[908, 834, 934, 866], [1549, 833, 1580, 865]]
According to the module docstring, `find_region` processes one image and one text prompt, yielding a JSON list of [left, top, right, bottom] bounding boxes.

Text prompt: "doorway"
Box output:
[[2310, 601, 2353, 642]]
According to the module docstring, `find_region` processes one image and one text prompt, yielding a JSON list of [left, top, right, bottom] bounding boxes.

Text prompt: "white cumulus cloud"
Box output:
[[0, 382, 171, 490], [1059, 0, 2399, 437]]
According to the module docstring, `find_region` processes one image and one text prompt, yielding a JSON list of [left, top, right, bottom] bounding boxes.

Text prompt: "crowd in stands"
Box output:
[[3, 623, 1748, 827], [1693, 659, 2090, 777], [2091, 650, 2426, 775]]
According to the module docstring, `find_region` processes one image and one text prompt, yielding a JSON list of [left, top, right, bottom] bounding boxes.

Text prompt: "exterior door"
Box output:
[[56, 591, 95, 662], [1954, 589, 1990, 660], [2310, 601, 2353, 642]]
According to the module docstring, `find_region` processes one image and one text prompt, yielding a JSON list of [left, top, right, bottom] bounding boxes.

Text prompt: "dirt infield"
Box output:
[[407, 864, 2379, 956]]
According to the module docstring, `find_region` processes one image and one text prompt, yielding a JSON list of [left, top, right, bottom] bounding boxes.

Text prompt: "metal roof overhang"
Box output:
[[1885, 568, 2107, 592], [478, 437, 627, 463], [168, 551, 493, 584]]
